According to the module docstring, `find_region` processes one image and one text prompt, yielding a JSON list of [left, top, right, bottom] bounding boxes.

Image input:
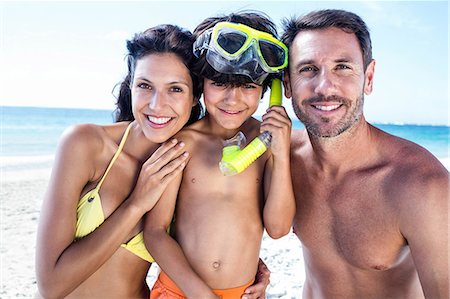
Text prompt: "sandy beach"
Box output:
[[0, 155, 305, 298]]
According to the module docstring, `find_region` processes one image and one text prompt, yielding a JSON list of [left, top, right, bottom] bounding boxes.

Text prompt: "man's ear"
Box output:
[[364, 59, 376, 95], [283, 69, 292, 98]]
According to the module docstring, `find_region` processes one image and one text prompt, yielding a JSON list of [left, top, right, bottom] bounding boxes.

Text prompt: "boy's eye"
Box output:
[[171, 86, 183, 92], [212, 82, 226, 87], [242, 84, 257, 89]]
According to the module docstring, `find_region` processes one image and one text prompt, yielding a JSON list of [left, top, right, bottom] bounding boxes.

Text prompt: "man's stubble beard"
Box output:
[[292, 93, 365, 138]]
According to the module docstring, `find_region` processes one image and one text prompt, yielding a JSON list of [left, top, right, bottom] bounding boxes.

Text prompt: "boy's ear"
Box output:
[[283, 70, 292, 98]]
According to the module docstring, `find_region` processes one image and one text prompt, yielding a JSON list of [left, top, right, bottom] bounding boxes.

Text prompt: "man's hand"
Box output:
[[242, 259, 271, 299]]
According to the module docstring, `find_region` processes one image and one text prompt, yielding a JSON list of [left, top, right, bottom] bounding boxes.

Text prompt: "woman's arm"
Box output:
[[36, 124, 188, 298], [260, 107, 296, 239], [144, 172, 218, 298]]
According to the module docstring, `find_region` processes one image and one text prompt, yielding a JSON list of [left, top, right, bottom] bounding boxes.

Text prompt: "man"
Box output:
[[282, 9, 449, 299]]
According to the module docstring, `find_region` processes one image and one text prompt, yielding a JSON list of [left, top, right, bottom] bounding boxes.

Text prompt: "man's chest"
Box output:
[[292, 173, 409, 271]]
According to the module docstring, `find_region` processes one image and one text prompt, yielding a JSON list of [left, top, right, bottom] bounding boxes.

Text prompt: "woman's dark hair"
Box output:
[[114, 24, 203, 124], [192, 11, 280, 95], [281, 9, 372, 70]]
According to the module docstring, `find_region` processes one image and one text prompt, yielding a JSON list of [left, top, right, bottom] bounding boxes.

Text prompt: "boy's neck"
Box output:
[[204, 115, 253, 140]]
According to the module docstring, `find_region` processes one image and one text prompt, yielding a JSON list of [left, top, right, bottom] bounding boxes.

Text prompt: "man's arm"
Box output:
[[243, 258, 271, 299], [400, 164, 449, 298]]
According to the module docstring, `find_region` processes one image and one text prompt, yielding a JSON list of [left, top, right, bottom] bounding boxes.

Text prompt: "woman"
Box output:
[[35, 24, 268, 299]]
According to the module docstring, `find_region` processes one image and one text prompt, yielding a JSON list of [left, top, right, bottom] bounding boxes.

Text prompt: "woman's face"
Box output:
[[131, 53, 195, 143]]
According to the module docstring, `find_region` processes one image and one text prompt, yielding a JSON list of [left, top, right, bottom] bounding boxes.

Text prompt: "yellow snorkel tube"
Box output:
[[219, 78, 283, 176]]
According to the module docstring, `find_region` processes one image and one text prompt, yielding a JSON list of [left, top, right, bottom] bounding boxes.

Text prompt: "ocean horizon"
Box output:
[[2, 105, 449, 161]]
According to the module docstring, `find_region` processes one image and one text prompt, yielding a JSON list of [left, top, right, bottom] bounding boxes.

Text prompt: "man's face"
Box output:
[[285, 27, 375, 138]]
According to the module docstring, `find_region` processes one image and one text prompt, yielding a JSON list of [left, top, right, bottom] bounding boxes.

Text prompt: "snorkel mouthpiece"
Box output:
[[219, 78, 282, 176]]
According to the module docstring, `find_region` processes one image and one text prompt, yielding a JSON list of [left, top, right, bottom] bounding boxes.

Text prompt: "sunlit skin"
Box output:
[[286, 27, 449, 299], [35, 53, 195, 299], [202, 79, 263, 138], [286, 27, 367, 138], [144, 78, 295, 298], [132, 53, 196, 144]]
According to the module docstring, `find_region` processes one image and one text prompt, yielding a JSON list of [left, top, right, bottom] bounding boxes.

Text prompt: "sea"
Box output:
[[1, 105, 449, 162]]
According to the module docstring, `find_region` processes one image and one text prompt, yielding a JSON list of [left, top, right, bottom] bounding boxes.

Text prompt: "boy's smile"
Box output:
[[203, 79, 263, 133]]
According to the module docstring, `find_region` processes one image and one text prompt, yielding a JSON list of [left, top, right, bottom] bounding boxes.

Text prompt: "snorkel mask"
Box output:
[[194, 21, 288, 175], [193, 22, 288, 85]]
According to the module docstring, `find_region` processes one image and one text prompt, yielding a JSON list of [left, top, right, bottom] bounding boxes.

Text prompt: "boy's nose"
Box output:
[[223, 87, 241, 105]]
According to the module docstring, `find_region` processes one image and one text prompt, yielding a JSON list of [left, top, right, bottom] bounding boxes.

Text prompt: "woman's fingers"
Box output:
[[143, 140, 186, 174], [145, 138, 180, 165], [159, 153, 189, 185]]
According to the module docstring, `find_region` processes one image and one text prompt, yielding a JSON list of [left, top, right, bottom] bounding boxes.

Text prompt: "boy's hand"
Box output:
[[260, 106, 292, 159], [242, 259, 271, 299]]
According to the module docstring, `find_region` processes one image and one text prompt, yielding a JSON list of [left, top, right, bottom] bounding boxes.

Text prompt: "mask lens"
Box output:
[[217, 30, 247, 54], [259, 40, 286, 67]]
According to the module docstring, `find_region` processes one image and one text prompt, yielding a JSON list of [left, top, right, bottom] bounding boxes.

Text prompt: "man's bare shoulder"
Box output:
[[375, 127, 449, 207], [376, 127, 447, 177], [290, 128, 309, 155]]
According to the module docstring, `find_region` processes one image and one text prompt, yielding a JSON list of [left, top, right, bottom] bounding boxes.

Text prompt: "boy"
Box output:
[[145, 12, 295, 298]]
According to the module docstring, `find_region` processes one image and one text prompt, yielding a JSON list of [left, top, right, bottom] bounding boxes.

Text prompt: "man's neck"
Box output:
[[306, 117, 375, 175]]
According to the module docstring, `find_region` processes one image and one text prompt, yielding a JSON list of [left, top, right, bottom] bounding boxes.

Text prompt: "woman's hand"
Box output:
[[242, 259, 271, 299], [129, 139, 189, 213]]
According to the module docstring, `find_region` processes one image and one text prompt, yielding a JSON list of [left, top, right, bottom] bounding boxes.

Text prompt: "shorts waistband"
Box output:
[[158, 271, 254, 298]]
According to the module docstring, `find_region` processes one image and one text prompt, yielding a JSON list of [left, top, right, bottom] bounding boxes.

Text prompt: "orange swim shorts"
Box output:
[[150, 271, 254, 299]]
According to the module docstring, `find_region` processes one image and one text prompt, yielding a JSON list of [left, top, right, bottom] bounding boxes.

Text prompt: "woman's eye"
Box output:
[[137, 83, 151, 89]]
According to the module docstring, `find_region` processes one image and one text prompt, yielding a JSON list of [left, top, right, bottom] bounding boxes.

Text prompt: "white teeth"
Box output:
[[222, 109, 240, 114], [314, 105, 340, 111], [148, 116, 171, 124]]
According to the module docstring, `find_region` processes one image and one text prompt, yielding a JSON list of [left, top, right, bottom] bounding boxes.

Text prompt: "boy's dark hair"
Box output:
[[281, 9, 372, 70], [114, 24, 203, 124], [193, 11, 280, 95]]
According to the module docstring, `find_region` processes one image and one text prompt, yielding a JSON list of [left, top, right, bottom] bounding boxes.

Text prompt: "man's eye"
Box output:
[[336, 64, 351, 70], [299, 66, 316, 73]]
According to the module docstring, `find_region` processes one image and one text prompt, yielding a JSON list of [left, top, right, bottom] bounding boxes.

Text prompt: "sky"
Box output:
[[0, 0, 448, 125]]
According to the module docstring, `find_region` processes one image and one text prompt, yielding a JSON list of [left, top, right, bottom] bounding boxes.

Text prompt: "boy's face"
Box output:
[[203, 78, 263, 130]]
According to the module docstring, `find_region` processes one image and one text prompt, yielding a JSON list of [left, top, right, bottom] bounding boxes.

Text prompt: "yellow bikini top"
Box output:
[[75, 123, 154, 263]]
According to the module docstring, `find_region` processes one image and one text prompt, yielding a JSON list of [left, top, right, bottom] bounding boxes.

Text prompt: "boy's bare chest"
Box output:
[[293, 172, 408, 271], [182, 138, 265, 192]]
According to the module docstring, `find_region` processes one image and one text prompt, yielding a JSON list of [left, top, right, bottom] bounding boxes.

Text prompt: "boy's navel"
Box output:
[[212, 261, 221, 270]]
